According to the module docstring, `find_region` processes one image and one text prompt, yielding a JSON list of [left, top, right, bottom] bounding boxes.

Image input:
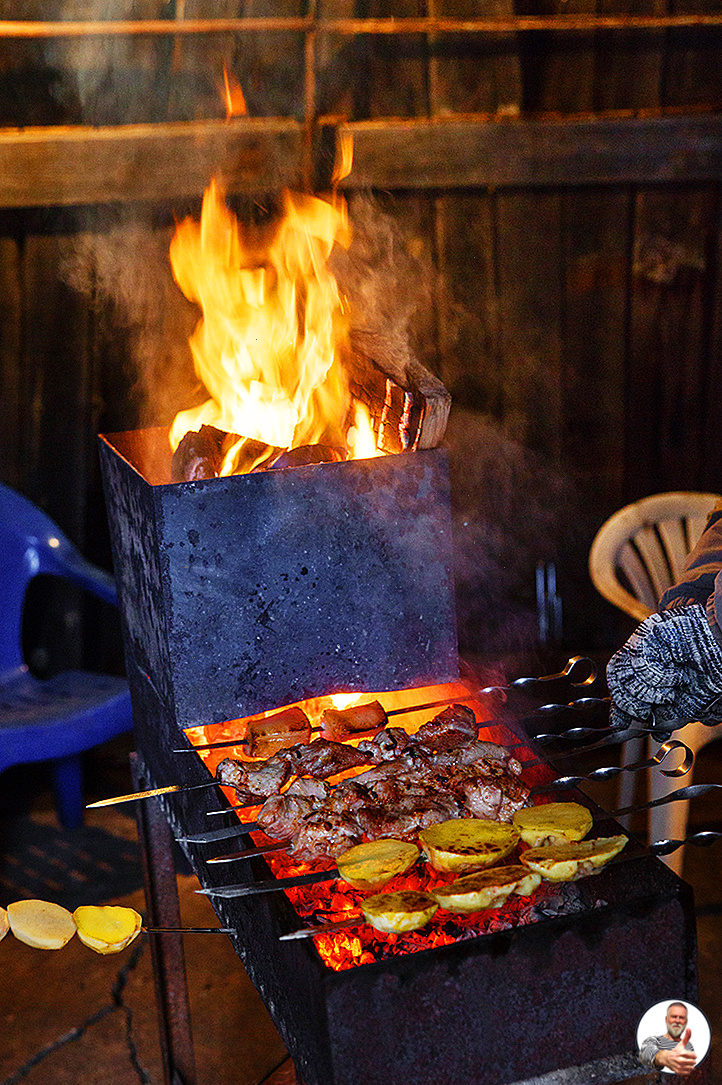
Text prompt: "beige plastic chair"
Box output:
[[589, 491, 722, 874]]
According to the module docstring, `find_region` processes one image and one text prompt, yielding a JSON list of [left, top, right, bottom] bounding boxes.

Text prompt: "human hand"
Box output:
[[607, 604, 722, 731], [655, 1029, 697, 1075]]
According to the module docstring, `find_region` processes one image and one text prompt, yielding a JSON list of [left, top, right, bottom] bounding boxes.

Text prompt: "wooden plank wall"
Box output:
[[2, 4, 722, 666]]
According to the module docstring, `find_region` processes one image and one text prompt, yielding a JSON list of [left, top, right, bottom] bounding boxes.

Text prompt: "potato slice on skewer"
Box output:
[[7, 899, 76, 950], [0, 907, 8, 942], [337, 839, 420, 891], [520, 835, 628, 882], [73, 905, 143, 954], [419, 818, 520, 874], [512, 802, 593, 848], [361, 890, 438, 933], [431, 865, 542, 913]]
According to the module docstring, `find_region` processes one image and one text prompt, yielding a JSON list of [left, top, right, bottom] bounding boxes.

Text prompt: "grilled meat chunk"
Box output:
[[289, 811, 363, 861], [413, 704, 478, 751], [215, 756, 292, 798], [456, 772, 530, 822], [257, 794, 318, 840], [278, 738, 370, 777]]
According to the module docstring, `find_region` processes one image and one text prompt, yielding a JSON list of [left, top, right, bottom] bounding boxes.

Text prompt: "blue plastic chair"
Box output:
[[0, 482, 133, 829]]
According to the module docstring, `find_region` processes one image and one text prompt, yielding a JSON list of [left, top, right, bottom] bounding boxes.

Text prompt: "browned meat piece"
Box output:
[[357, 727, 412, 762], [215, 755, 291, 798], [413, 704, 478, 751], [430, 740, 522, 775], [289, 811, 363, 861], [279, 738, 370, 778], [284, 777, 330, 801], [257, 794, 318, 840], [361, 795, 464, 841], [325, 779, 378, 815], [456, 772, 530, 822], [320, 700, 388, 740]]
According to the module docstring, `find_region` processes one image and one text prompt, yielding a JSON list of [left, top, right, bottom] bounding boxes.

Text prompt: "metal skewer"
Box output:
[[86, 779, 222, 808], [143, 926, 235, 934], [276, 830, 722, 942]]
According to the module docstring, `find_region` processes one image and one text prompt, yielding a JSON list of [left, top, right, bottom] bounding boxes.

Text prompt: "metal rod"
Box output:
[[143, 927, 235, 934], [529, 740, 694, 791], [87, 779, 220, 808], [1, 15, 722, 37]]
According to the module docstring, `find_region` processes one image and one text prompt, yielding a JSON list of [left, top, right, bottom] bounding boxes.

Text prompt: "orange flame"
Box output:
[[222, 65, 247, 118], [167, 176, 380, 473]]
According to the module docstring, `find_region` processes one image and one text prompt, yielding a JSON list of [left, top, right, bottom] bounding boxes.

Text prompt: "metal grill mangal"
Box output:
[[98, 354, 697, 1085]]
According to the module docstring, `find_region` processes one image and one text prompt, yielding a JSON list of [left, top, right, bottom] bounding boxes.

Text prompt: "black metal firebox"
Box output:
[[99, 426, 698, 1085]]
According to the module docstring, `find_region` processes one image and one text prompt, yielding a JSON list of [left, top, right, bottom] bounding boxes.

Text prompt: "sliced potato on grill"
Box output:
[[520, 835, 628, 882], [431, 865, 542, 913], [419, 818, 520, 873], [337, 839, 420, 891], [7, 899, 76, 950], [0, 907, 8, 942], [361, 890, 438, 933], [73, 905, 143, 955], [512, 802, 593, 847]]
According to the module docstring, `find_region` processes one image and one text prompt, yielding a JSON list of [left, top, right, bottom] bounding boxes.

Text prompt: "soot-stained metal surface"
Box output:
[[99, 429, 458, 727]]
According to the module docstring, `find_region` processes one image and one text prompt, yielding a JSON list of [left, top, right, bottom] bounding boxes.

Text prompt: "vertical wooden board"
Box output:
[[20, 229, 93, 541], [626, 184, 717, 499], [560, 186, 630, 506], [700, 185, 722, 494], [432, 191, 502, 410], [19, 227, 96, 671], [662, 0, 722, 110], [559, 186, 632, 648], [516, 0, 596, 114], [0, 234, 22, 490], [495, 190, 564, 464], [595, 0, 669, 112], [427, 0, 521, 116]]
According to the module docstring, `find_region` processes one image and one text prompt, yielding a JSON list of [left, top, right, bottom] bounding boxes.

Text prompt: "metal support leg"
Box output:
[[131, 752, 197, 1085]]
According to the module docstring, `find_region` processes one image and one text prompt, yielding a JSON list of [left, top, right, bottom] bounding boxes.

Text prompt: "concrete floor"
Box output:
[[1, 733, 721, 1085]]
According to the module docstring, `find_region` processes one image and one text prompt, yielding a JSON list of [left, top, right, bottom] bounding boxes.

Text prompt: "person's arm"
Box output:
[[607, 502, 722, 730]]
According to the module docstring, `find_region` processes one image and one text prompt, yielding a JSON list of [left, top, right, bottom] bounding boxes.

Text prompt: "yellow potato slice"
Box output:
[[513, 802, 593, 847], [361, 890, 438, 933], [419, 818, 520, 873], [73, 905, 143, 955], [520, 835, 628, 882], [337, 839, 420, 891], [7, 899, 76, 950], [431, 865, 542, 913], [0, 907, 8, 942]]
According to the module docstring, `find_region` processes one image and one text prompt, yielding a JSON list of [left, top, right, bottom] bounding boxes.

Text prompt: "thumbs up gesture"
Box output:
[[657, 1029, 697, 1075]]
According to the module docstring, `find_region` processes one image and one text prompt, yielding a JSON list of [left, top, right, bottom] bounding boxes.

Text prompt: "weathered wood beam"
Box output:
[[0, 119, 304, 207], [339, 114, 722, 189], [1, 14, 722, 35]]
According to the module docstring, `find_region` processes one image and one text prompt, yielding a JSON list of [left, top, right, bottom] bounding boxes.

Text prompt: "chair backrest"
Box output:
[[0, 483, 117, 681], [588, 491, 722, 622]]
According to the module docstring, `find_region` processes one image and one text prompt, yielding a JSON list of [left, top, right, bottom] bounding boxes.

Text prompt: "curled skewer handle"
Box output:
[[535, 740, 694, 791], [511, 656, 597, 689]]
